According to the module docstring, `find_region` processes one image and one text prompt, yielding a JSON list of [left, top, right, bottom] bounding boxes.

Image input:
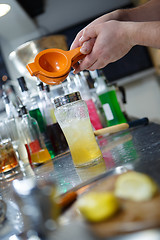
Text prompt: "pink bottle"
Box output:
[[74, 72, 103, 130]]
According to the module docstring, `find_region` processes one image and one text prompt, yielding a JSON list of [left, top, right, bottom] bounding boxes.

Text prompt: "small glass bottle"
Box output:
[[17, 76, 55, 158], [37, 82, 68, 155], [54, 92, 103, 168], [2, 90, 18, 119], [0, 121, 20, 179], [66, 72, 103, 130], [2, 91, 31, 168], [18, 103, 51, 166], [92, 70, 127, 127], [17, 76, 46, 133], [5, 118, 30, 167]]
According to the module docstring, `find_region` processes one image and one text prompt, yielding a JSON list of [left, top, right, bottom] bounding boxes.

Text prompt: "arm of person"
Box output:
[[73, 20, 160, 73], [119, 0, 160, 22], [70, 0, 160, 50]]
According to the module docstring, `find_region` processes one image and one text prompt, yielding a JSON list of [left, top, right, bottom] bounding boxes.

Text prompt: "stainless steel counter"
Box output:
[[1, 122, 160, 239]]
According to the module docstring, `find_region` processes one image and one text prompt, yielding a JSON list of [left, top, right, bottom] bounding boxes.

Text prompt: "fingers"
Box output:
[[80, 38, 96, 54], [73, 52, 97, 74], [70, 25, 97, 50], [70, 30, 83, 50], [79, 26, 97, 44]]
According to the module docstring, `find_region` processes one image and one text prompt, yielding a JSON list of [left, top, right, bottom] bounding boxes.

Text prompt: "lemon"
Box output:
[[115, 171, 158, 201], [76, 192, 119, 222]]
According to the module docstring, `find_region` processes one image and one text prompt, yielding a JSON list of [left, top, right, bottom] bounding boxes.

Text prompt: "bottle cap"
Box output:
[[17, 77, 28, 92], [54, 91, 81, 108], [37, 81, 44, 91], [2, 91, 10, 104], [44, 85, 50, 93]]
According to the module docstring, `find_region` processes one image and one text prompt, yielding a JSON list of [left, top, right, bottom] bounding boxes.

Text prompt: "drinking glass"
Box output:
[[54, 92, 103, 167], [0, 121, 20, 179]]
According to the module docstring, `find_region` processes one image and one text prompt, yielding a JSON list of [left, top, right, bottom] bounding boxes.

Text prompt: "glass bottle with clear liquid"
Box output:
[[17, 76, 55, 158], [19, 104, 51, 166]]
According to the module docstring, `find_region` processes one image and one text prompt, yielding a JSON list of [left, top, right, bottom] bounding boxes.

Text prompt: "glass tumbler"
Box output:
[[0, 121, 20, 179], [54, 92, 103, 167]]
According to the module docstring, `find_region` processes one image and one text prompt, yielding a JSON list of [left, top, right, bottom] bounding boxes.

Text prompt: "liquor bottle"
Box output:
[[2, 91, 31, 168], [73, 72, 103, 130], [18, 101, 51, 166], [91, 70, 127, 127], [37, 82, 68, 155], [2, 90, 18, 119], [17, 76, 55, 158]]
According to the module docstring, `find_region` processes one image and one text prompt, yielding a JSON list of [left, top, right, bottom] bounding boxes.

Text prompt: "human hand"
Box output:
[[71, 20, 134, 73], [70, 10, 121, 50]]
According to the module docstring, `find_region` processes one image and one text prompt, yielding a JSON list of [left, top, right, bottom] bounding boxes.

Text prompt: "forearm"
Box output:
[[128, 21, 160, 48], [117, 0, 160, 22]]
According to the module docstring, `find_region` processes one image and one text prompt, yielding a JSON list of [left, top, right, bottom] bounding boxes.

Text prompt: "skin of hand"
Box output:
[[70, 0, 160, 73], [71, 20, 133, 73]]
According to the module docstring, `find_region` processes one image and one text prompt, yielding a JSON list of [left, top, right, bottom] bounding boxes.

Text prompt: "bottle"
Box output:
[[68, 72, 103, 130], [92, 70, 127, 127], [5, 118, 30, 167], [17, 76, 46, 133], [2, 91, 31, 168], [54, 92, 103, 167], [18, 101, 51, 166], [37, 82, 68, 155], [2, 90, 18, 119], [0, 121, 20, 179], [17, 76, 55, 158]]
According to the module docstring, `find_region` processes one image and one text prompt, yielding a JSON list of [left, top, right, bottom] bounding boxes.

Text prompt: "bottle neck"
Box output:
[[21, 91, 39, 111], [38, 90, 45, 100], [95, 76, 115, 95], [5, 102, 18, 119]]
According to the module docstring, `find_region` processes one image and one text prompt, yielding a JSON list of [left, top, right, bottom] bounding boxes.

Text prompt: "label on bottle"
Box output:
[[103, 103, 114, 121]]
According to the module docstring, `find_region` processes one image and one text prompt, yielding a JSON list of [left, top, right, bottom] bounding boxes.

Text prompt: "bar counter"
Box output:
[[1, 121, 160, 239]]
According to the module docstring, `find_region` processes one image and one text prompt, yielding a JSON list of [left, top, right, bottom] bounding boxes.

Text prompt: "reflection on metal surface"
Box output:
[[101, 133, 133, 152]]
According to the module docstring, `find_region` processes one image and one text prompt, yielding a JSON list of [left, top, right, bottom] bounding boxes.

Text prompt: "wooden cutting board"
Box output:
[[61, 172, 160, 238]]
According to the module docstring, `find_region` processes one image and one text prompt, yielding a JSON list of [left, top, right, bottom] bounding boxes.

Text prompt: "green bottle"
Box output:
[[92, 70, 127, 127]]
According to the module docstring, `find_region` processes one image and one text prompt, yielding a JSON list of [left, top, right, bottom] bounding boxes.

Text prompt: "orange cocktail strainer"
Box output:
[[26, 47, 84, 85]]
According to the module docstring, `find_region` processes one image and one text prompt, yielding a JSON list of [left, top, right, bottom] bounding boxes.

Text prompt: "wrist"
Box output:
[[120, 21, 138, 47], [114, 9, 130, 21]]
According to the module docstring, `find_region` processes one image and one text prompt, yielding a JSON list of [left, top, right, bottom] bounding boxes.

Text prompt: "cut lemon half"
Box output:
[[77, 192, 119, 222], [115, 171, 158, 201]]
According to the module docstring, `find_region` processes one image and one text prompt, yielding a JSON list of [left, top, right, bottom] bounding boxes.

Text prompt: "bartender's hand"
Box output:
[[70, 0, 160, 73], [70, 20, 133, 73]]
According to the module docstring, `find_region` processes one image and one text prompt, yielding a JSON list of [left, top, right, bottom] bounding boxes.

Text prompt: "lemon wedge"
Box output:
[[115, 171, 158, 201], [77, 192, 119, 222]]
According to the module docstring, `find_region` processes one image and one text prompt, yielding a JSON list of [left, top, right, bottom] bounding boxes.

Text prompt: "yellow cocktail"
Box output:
[[62, 118, 103, 167]]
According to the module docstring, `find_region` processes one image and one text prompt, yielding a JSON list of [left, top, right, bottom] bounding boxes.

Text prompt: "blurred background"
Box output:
[[0, 0, 160, 123]]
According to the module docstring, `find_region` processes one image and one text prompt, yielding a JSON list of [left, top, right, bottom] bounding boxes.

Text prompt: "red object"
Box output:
[[29, 140, 41, 153], [86, 99, 103, 130], [25, 144, 32, 166]]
